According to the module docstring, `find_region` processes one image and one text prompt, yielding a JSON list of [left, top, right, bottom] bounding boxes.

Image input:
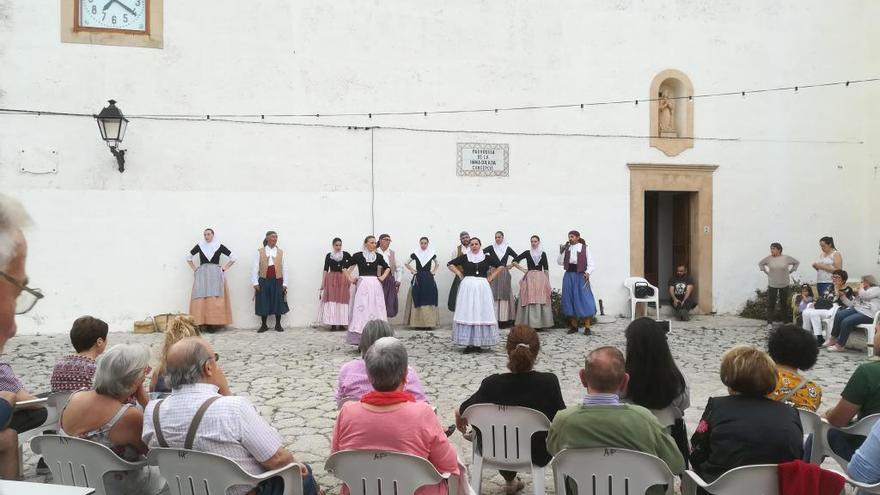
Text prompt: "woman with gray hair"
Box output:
[[59, 343, 166, 494], [335, 319, 427, 408], [826, 275, 880, 352], [332, 337, 460, 495]]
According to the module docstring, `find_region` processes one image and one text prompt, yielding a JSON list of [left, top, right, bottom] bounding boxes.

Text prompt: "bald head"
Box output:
[[166, 336, 213, 388], [582, 346, 627, 394]]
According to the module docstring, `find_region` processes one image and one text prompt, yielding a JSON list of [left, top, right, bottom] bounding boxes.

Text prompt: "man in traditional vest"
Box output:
[[251, 230, 290, 332], [376, 234, 402, 318], [558, 230, 597, 335], [447, 231, 470, 312]]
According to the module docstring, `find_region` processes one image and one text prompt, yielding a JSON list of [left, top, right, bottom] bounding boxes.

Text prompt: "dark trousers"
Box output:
[[672, 297, 695, 321], [831, 307, 872, 345], [9, 407, 48, 434], [767, 286, 790, 323], [257, 463, 318, 495]]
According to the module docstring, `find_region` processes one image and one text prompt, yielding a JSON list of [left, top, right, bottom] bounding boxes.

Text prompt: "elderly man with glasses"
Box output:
[[0, 193, 42, 479]]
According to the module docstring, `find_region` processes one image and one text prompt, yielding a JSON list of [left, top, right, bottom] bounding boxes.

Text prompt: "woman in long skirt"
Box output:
[[186, 228, 235, 332], [403, 237, 439, 329], [345, 235, 390, 345], [557, 230, 597, 335], [485, 231, 518, 327], [448, 237, 503, 353], [319, 237, 352, 330], [512, 235, 554, 329]]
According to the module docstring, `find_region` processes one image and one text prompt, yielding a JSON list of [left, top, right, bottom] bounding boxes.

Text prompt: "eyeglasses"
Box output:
[[0, 271, 44, 315], [201, 352, 220, 367]]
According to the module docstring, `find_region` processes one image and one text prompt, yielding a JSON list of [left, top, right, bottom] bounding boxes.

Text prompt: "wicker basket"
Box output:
[[133, 317, 157, 334], [152, 313, 174, 333]]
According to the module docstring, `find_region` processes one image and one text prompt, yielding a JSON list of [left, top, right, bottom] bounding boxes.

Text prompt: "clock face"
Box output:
[[78, 0, 147, 32]]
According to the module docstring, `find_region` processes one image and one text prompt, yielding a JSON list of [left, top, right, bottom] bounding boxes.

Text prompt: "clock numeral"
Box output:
[[91, 5, 97, 14], [123, 14, 128, 23], [111, 15, 116, 24]]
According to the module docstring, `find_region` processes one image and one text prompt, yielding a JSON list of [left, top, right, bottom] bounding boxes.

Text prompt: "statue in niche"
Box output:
[[657, 85, 677, 137]]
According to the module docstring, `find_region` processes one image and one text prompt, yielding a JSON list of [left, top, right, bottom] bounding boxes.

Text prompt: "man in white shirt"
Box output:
[[143, 337, 317, 495]]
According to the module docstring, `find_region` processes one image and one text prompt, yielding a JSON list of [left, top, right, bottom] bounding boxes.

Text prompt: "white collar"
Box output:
[[466, 249, 486, 263]]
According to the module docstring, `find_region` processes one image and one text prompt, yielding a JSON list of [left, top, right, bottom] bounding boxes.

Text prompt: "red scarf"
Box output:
[[360, 390, 415, 406]]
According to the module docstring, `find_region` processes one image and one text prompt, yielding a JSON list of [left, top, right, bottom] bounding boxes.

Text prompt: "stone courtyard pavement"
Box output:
[[6, 315, 874, 493]]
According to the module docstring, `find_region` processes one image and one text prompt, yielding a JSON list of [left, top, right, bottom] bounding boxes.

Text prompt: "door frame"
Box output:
[[628, 163, 717, 313]]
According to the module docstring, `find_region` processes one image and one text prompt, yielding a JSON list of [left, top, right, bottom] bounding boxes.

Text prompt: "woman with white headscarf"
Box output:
[[403, 236, 439, 329], [448, 237, 503, 353], [186, 228, 235, 332], [319, 237, 353, 330], [484, 231, 518, 327], [512, 235, 554, 329]]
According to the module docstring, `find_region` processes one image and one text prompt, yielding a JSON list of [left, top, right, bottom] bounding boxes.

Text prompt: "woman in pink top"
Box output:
[[335, 320, 428, 408], [332, 337, 459, 495]]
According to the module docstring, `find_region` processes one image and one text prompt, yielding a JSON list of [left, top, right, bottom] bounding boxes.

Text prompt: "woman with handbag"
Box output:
[[801, 269, 852, 346]]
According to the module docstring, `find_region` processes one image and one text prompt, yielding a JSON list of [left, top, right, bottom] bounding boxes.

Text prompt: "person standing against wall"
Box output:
[[812, 236, 843, 298], [187, 228, 235, 333], [447, 237, 503, 353], [346, 235, 390, 346], [484, 231, 518, 327], [512, 235, 554, 329], [447, 231, 470, 312], [376, 234, 402, 319], [319, 237, 352, 331], [758, 242, 800, 329], [251, 230, 289, 333], [403, 237, 439, 329], [557, 230, 597, 335]]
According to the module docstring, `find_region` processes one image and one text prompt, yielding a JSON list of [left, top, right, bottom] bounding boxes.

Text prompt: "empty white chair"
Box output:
[[797, 409, 827, 465], [682, 464, 778, 495], [846, 475, 880, 494], [551, 447, 675, 495], [461, 404, 552, 495], [623, 277, 660, 320], [854, 310, 879, 357], [31, 434, 149, 495], [325, 450, 451, 495], [147, 447, 304, 495], [823, 413, 880, 471]]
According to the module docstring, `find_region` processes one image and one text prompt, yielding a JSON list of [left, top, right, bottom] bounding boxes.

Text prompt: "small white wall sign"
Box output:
[[456, 143, 509, 177]]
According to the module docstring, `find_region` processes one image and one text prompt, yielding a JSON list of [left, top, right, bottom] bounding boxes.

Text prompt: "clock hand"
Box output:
[[114, 0, 137, 15], [102, 0, 113, 11]]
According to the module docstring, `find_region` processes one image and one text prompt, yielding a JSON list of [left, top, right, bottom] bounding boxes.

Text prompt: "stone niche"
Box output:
[[649, 69, 694, 157]]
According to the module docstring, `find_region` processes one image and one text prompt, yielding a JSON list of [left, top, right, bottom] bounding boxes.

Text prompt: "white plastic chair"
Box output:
[[797, 409, 827, 465], [325, 450, 451, 495], [461, 404, 552, 495], [551, 448, 675, 495], [147, 447, 304, 495], [682, 464, 778, 495], [854, 311, 878, 357], [17, 391, 71, 477], [623, 277, 660, 320], [846, 475, 880, 494], [823, 413, 880, 471], [31, 434, 149, 495]]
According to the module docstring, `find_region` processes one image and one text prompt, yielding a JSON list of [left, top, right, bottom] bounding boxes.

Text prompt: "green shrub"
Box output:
[[738, 282, 801, 321]]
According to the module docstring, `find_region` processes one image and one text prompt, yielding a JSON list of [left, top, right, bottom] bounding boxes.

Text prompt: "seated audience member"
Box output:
[[794, 284, 814, 325], [849, 420, 880, 484], [546, 346, 684, 495], [336, 320, 427, 408], [623, 318, 691, 466], [332, 337, 459, 495], [826, 275, 880, 352], [143, 337, 318, 495], [455, 326, 565, 494], [668, 265, 696, 321], [0, 390, 17, 480], [690, 345, 803, 482], [149, 314, 205, 394], [766, 324, 822, 412], [0, 357, 48, 434], [802, 269, 852, 346], [824, 326, 880, 461], [50, 315, 108, 392], [60, 344, 166, 495]]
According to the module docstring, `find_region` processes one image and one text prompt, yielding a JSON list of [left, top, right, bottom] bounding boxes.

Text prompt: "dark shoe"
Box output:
[[463, 346, 475, 354], [584, 328, 592, 336], [816, 335, 826, 347], [258, 325, 269, 333], [566, 328, 578, 334], [275, 325, 284, 332], [36, 457, 49, 475]]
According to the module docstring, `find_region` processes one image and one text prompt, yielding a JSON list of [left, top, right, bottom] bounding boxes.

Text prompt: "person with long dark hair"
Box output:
[[345, 235, 390, 346], [812, 236, 843, 298], [251, 230, 289, 332], [403, 237, 439, 329], [319, 237, 352, 331], [624, 317, 690, 466]]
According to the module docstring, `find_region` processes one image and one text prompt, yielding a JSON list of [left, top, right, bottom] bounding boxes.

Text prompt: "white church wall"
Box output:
[[0, 0, 875, 333]]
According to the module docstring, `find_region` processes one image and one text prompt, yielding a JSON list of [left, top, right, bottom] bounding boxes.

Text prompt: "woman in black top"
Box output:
[[484, 231, 518, 327], [403, 236, 439, 329], [511, 235, 554, 329], [345, 235, 390, 346], [186, 228, 235, 332], [690, 345, 803, 482], [456, 325, 566, 493], [447, 237, 503, 353], [319, 237, 353, 331]]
